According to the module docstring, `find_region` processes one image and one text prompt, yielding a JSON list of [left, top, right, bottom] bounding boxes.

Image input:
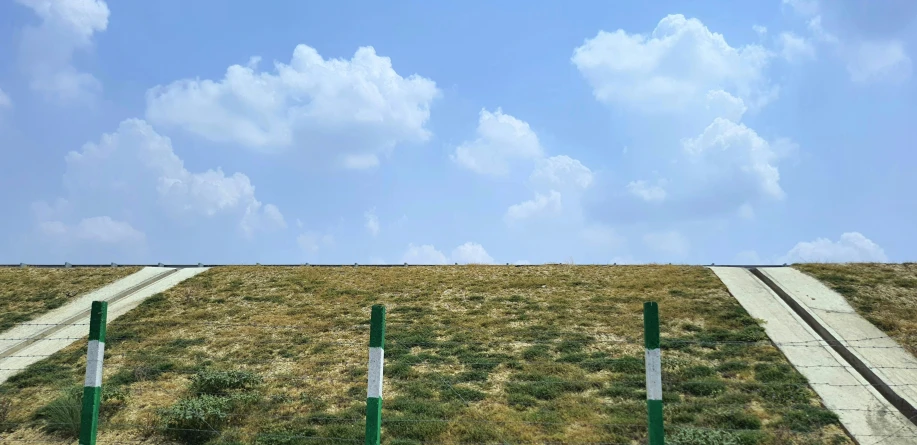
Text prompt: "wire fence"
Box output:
[[0, 305, 914, 445]]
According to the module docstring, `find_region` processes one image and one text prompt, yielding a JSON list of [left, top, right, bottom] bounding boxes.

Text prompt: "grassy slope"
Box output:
[[795, 263, 917, 355], [0, 266, 850, 444], [0, 266, 141, 333]]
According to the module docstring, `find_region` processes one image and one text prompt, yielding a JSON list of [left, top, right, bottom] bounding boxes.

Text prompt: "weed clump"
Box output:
[[159, 369, 262, 444]]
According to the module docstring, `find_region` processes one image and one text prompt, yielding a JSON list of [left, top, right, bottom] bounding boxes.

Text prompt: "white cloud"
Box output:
[[785, 2, 911, 84], [782, 232, 888, 263], [753, 25, 768, 38], [452, 108, 544, 175], [504, 190, 562, 224], [146, 45, 440, 167], [0, 88, 11, 108], [705, 90, 747, 122], [845, 40, 912, 84], [681, 117, 785, 201], [643, 230, 690, 257], [451, 242, 495, 264], [778, 32, 816, 62], [38, 216, 144, 245], [530, 155, 594, 189], [571, 14, 772, 113], [364, 208, 380, 236], [402, 243, 449, 265], [38, 118, 285, 237], [298, 231, 334, 253], [627, 179, 667, 202], [15, 0, 109, 102], [402, 242, 496, 265]]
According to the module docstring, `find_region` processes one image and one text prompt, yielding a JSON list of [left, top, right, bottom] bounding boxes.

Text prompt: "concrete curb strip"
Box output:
[[711, 267, 917, 445]]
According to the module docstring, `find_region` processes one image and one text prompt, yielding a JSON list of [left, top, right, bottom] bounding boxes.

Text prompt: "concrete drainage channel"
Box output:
[[713, 266, 917, 445], [0, 266, 209, 385]]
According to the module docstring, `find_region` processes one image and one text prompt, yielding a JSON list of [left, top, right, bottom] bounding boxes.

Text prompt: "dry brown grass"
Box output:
[[795, 263, 917, 354], [0, 266, 141, 333], [0, 265, 852, 444]]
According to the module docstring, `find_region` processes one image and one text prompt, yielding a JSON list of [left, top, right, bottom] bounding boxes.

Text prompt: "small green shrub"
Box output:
[[159, 394, 231, 444], [191, 369, 261, 395]]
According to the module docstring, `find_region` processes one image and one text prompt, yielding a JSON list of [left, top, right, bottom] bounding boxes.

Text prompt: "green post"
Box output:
[[79, 301, 107, 445], [365, 305, 386, 445], [644, 301, 664, 445]]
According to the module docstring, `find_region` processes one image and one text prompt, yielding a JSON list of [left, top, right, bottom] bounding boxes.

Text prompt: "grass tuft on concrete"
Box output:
[[0, 265, 851, 444]]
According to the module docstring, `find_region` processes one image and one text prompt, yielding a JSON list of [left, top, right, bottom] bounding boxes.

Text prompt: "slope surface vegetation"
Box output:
[[0, 266, 141, 333], [0, 265, 850, 444], [795, 263, 917, 355]]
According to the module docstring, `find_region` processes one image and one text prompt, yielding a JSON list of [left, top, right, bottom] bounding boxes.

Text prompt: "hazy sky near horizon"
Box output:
[[0, 0, 914, 265]]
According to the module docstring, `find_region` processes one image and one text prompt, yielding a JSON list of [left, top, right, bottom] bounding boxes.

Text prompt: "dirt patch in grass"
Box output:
[[0, 265, 852, 444], [0, 266, 141, 333], [795, 263, 917, 354]]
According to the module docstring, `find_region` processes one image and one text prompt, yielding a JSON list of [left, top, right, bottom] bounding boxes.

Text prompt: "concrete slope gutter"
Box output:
[[756, 268, 917, 419], [711, 267, 917, 445], [0, 266, 209, 384]]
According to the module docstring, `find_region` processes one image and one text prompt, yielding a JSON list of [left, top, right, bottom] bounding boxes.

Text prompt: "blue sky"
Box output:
[[0, 0, 914, 265]]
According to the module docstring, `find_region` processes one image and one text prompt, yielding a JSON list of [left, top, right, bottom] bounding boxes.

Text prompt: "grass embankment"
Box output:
[[0, 266, 850, 444], [0, 266, 141, 333], [795, 263, 917, 355]]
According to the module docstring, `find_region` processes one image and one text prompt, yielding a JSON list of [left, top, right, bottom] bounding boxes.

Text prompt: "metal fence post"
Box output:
[[79, 301, 107, 445], [365, 304, 386, 445], [644, 301, 664, 445]]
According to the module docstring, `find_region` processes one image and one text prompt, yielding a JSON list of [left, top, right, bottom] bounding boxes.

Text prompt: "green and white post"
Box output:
[[365, 304, 386, 445], [79, 301, 108, 445], [644, 301, 664, 445]]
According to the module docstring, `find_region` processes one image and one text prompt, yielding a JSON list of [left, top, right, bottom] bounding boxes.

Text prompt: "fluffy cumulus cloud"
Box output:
[[146, 45, 441, 168], [504, 190, 562, 225], [681, 118, 786, 201], [15, 0, 109, 101], [452, 108, 543, 175], [451, 242, 496, 264], [402, 243, 448, 265], [572, 14, 773, 113], [530, 155, 594, 190], [453, 108, 594, 227], [402, 242, 495, 265], [782, 232, 888, 263], [573, 14, 798, 224], [34, 119, 285, 245]]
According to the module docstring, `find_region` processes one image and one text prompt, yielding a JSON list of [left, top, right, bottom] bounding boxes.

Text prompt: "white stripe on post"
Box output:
[[84, 340, 105, 388], [367, 347, 384, 398], [645, 348, 662, 400]]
